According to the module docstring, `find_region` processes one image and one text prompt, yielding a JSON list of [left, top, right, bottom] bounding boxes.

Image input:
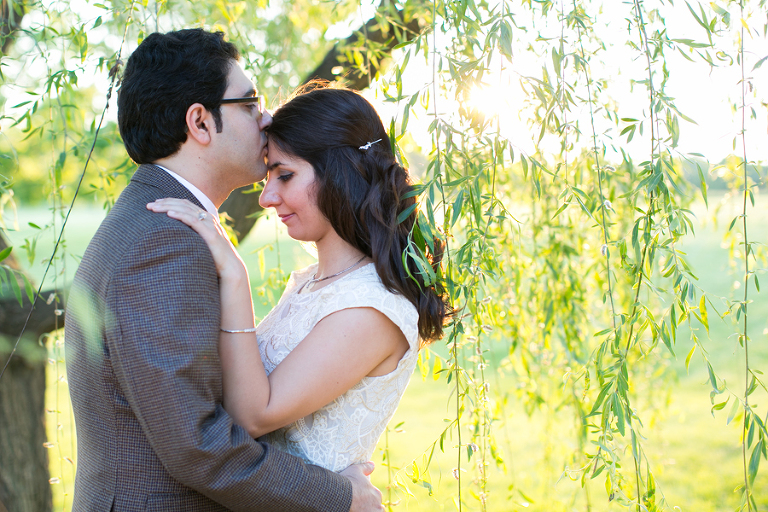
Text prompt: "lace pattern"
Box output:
[[256, 263, 419, 472]]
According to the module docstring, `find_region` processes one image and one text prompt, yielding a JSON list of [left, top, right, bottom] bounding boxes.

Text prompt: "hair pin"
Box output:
[[359, 138, 382, 151]]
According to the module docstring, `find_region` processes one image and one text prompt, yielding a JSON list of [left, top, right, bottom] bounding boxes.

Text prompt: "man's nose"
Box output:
[[259, 109, 273, 131]]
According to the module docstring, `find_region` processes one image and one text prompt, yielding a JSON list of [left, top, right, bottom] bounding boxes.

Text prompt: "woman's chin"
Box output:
[[286, 229, 312, 243], [291, 237, 314, 245]]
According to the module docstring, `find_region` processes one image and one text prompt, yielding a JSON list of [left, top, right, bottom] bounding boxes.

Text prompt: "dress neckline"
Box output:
[[294, 262, 375, 295]]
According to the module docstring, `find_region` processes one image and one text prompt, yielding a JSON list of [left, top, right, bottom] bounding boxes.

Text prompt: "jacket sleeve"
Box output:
[[106, 223, 352, 512]]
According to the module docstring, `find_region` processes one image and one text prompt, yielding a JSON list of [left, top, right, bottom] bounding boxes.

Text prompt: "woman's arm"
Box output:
[[223, 304, 407, 437], [147, 198, 408, 438]]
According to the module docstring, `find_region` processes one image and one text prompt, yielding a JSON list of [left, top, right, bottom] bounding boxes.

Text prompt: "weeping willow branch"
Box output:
[[738, 1, 753, 510], [571, 0, 618, 332]]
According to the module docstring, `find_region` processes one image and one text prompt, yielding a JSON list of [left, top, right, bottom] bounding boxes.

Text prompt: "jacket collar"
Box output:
[[130, 164, 205, 210]]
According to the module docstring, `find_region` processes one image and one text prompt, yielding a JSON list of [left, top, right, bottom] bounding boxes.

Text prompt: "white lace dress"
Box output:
[[256, 263, 419, 472]]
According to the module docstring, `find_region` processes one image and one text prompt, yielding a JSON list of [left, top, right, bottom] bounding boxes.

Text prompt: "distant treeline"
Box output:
[[680, 157, 767, 191]]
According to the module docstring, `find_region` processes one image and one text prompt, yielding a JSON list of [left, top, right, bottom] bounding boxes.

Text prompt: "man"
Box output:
[[65, 29, 383, 511]]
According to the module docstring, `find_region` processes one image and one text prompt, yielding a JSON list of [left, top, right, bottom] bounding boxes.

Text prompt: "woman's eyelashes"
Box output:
[[277, 172, 294, 182]]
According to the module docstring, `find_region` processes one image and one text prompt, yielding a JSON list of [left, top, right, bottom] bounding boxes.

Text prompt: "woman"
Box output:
[[147, 85, 449, 471]]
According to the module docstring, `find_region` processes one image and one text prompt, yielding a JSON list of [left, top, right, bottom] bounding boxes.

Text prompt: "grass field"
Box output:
[[5, 190, 768, 511]]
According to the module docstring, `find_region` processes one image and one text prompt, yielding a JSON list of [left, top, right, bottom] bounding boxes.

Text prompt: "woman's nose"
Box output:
[[259, 178, 279, 209]]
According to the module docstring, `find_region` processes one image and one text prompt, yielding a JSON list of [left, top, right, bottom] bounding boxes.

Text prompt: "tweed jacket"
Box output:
[[65, 164, 352, 512]]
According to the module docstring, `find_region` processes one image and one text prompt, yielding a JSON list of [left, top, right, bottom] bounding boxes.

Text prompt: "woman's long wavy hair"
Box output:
[[267, 83, 450, 342]]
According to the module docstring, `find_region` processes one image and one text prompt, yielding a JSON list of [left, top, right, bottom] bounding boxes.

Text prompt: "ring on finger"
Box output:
[[198, 211, 207, 221]]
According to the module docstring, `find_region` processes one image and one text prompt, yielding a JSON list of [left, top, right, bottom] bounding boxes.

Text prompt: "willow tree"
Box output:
[[1, 0, 767, 511]]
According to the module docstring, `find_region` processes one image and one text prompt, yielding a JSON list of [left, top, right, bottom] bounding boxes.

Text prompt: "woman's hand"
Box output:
[[147, 198, 246, 281]]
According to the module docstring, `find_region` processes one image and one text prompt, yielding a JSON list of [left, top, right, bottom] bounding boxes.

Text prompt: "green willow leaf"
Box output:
[[671, 38, 711, 49], [589, 384, 613, 417], [613, 394, 626, 436], [707, 363, 721, 393], [550, 201, 569, 220], [499, 20, 513, 60], [697, 164, 708, 206], [660, 322, 675, 356], [450, 190, 464, 228], [685, 345, 695, 373], [397, 203, 418, 224], [402, 185, 425, 201], [23, 275, 35, 303], [748, 416, 756, 447], [748, 440, 763, 486], [726, 398, 740, 425], [10, 272, 23, 307], [711, 399, 728, 416], [699, 295, 709, 335]]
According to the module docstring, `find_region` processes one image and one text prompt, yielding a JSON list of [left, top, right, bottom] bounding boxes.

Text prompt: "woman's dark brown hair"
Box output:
[[267, 83, 450, 342]]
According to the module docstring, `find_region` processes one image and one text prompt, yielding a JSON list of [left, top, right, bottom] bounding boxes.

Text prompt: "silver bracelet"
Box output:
[[220, 327, 257, 333]]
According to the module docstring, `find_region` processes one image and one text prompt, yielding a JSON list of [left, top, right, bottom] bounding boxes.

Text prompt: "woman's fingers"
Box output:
[[147, 197, 197, 211], [148, 199, 229, 239], [147, 199, 213, 233], [147, 198, 203, 219]]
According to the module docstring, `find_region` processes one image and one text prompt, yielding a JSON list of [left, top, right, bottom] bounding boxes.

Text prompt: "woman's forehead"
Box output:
[[266, 144, 309, 170]]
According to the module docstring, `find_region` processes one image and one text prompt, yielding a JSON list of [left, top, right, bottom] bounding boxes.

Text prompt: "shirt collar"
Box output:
[[155, 165, 219, 219]]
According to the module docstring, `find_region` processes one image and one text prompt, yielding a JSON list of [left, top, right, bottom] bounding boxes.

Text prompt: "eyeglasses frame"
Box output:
[[219, 95, 264, 107]]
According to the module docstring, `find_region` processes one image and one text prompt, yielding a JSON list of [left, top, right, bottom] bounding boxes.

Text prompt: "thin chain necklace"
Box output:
[[305, 255, 366, 291]]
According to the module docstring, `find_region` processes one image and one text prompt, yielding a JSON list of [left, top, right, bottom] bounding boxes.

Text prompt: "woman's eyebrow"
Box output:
[[267, 161, 284, 171]]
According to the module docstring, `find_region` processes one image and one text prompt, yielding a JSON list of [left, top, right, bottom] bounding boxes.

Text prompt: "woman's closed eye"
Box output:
[[277, 172, 294, 182]]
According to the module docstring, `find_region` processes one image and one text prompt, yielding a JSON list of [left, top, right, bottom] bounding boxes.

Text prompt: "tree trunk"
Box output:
[[1, 0, 25, 55], [0, 232, 58, 512], [220, 185, 263, 243], [0, 334, 51, 512], [0, 232, 64, 337], [303, 9, 422, 91]]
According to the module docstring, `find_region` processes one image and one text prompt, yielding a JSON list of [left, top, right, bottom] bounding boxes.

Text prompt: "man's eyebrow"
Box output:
[[241, 87, 257, 98]]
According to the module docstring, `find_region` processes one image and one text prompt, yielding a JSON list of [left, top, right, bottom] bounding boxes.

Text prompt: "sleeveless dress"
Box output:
[[255, 262, 419, 472]]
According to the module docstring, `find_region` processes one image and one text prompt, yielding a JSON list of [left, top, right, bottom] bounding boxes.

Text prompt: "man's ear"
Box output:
[[185, 103, 214, 145]]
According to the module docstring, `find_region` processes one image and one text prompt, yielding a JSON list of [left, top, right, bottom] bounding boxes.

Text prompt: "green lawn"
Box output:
[[370, 377, 768, 511], [5, 191, 768, 511]]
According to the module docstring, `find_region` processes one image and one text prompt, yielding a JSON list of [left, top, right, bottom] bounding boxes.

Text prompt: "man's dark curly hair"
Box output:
[[117, 29, 240, 164]]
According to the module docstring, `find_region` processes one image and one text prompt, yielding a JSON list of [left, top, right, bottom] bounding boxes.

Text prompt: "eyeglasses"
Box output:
[[219, 95, 265, 118]]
